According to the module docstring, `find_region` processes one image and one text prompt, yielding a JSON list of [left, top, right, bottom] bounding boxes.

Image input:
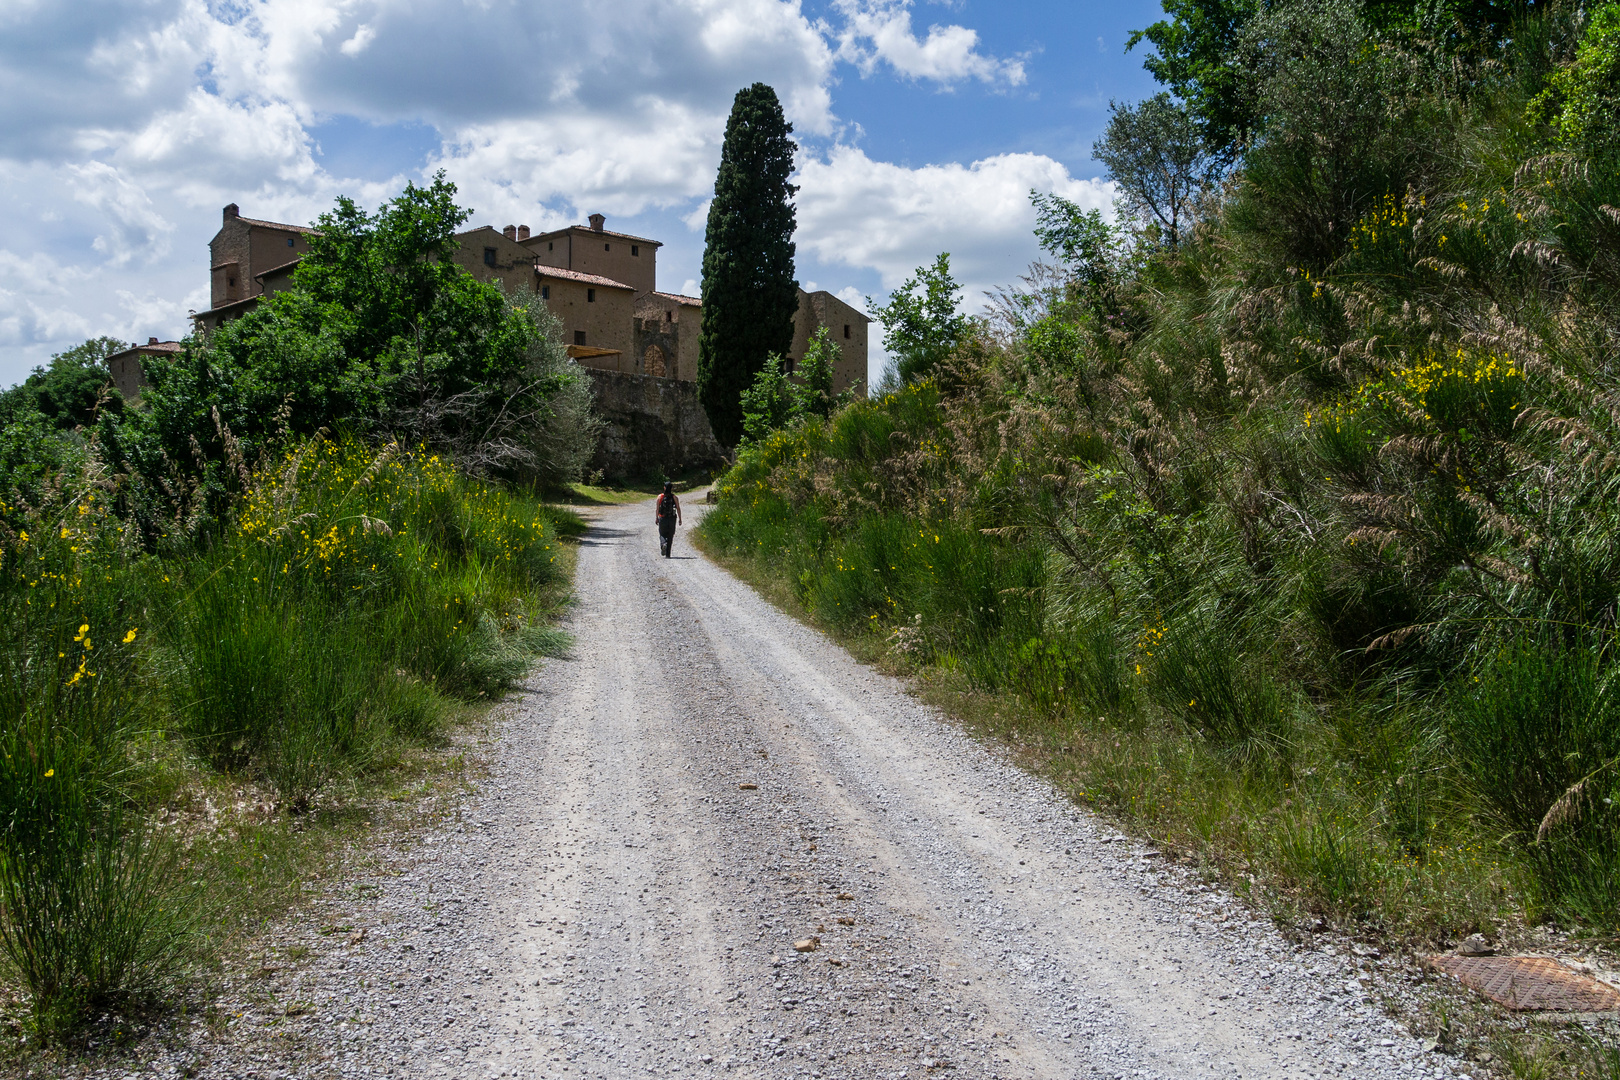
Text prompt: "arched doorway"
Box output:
[[644, 345, 667, 378]]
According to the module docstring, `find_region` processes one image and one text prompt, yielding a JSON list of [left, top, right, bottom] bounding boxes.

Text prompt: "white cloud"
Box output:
[[64, 162, 174, 265], [0, 0, 1069, 385], [796, 144, 1113, 308], [830, 0, 1025, 87], [833, 285, 867, 313], [339, 24, 377, 57]]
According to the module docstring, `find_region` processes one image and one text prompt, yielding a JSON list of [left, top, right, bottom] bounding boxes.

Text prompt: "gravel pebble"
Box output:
[[80, 499, 1477, 1080]]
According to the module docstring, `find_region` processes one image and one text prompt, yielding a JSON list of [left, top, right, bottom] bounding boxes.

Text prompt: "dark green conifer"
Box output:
[[698, 83, 799, 447]]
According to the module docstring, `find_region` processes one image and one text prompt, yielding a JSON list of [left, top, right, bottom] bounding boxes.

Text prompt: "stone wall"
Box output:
[[587, 370, 726, 480]]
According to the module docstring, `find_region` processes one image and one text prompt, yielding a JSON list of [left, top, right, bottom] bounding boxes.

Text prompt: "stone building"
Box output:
[[525, 214, 659, 294], [105, 337, 184, 401], [170, 204, 869, 473], [189, 205, 869, 395], [192, 204, 315, 334], [634, 291, 702, 382], [787, 288, 868, 394]]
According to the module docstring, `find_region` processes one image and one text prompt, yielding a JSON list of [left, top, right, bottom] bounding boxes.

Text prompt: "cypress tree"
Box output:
[[698, 83, 799, 447]]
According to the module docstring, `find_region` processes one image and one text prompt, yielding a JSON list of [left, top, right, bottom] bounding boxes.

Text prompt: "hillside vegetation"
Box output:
[[0, 179, 589, 1046], [702, 0, 1620, 947]]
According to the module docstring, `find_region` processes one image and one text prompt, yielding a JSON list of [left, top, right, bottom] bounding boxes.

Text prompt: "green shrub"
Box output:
[[0, 562, 190, 1035], [173, 436, 564, 801]]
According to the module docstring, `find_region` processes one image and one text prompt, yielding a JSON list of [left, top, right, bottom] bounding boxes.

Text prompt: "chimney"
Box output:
[[147, 337, 158, 346], [517, 225, 530, 240], [588, 213, 605, 232], [223, 203, 240, 222], [503, 225, 517, 240]]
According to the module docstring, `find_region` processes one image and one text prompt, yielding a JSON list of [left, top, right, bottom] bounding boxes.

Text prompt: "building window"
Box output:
[[574, 330, 587, 346], [548, 241, 554, 251], [604, 243, 610, 251], [483, 247, 497, 267], [631, 245, 639, 256], [287, 237, 295, 247], [541, 285, 550, 300], [844, 324, 851, 339], [665, 310, 672, 322], [587, 288, 595, 302]]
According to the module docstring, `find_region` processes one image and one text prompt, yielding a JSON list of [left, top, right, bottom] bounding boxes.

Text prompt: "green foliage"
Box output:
[[740, 355, 800, 444], [870, 254, 969, 384], [137, 175, 573, 501], [1093, 93, 1223, 248], [1232, 0, 1433, 268], [1127, 0, 1264, 151], [738, 327, 851, 443], [798, 325, 841, 418], [0, 433, 571, 1032], [1129, 0, 1538, 152], [1531, 2, 1620, 153], [702, 0, 1620, 942], [698, 83, 800, 447], [1031, 192, 1124, 296], [0, 338, 130, 431]]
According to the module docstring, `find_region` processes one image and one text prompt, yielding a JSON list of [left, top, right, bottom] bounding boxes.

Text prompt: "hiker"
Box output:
[[655, 481, 682, 558]]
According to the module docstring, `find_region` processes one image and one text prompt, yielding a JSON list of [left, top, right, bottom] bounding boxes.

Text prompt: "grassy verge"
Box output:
[[0, 435, 578, 1053], [695, 386, 1620, 1078], [545, 466, 718, 507]]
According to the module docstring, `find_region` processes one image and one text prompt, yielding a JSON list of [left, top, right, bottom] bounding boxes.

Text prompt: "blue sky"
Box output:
[[0, 0, 1168, 388]]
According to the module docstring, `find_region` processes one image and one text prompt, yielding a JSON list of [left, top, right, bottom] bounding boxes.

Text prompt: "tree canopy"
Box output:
[[698, 83, 800, 447], [870, 254, 969, 385], [1093, 93, 1223, 249]]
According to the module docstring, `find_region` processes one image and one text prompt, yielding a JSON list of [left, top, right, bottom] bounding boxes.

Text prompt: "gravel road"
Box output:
[[155, 497, 1477, 1080]]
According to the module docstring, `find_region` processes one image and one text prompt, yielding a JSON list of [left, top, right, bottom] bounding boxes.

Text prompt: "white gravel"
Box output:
[[91, 496, 1479, 1080]]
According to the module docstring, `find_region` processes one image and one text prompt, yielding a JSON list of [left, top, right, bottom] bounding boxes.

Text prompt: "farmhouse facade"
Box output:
[[190, 205, 868, 396]]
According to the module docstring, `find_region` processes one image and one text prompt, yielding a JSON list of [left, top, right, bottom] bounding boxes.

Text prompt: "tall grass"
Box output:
[[699, 4, 1620, 950], [0, 434, 572, 1036]]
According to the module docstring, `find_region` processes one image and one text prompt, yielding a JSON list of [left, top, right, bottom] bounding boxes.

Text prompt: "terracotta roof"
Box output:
[[528, 225, 662, 248], [236, 216, 319, 234], [567, 345, 623, 359], [255, 256, 303, 280], [107, 340, 184, 362], [196, 295, 260, 319], [536, 266, 636, 290], [649, 291, 702, 306]]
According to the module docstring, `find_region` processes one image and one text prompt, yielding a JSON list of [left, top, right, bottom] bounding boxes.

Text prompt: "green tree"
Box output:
[[797, 325, 840, 419], [1093, 94, 1222, 249], [130, 175, 585, 521], [870, 254, 968, 385], [0, 337, 129, 430], [740, 354, 800, 443], [142, 175, 539, 458], [1231, 0, 1426, 268], [1031, 192, 1122, 288], [1129, 0, 1538, 152], [698, 84, 800, 447], [738, 326, 851, 442], [1127, 0, 1263, 152], [1531, 2, 1620, 154]]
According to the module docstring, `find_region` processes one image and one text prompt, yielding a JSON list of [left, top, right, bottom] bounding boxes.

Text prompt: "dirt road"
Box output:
[[249, 498, 1465, 1080]]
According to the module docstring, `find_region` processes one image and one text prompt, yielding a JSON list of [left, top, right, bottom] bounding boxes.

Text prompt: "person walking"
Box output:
[[655, 482, 682, 558]]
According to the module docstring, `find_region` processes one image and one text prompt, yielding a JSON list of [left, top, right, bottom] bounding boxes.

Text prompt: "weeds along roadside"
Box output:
[[693, 385, 1620, 1073], [0, 433, 578, 1047], [694, 368, 1616, 953]]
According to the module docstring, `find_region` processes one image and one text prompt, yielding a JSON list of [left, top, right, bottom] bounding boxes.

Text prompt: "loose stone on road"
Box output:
[[236, 497, 1471, 1080]]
